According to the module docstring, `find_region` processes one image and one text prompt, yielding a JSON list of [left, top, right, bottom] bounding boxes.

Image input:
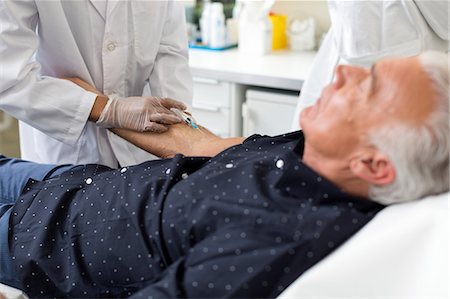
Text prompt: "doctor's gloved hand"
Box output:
[[96, 96, 187, 133]]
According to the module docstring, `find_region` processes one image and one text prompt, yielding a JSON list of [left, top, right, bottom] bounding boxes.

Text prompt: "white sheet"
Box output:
[[278, 192, 449, 298], [0, 283, 27, 299]]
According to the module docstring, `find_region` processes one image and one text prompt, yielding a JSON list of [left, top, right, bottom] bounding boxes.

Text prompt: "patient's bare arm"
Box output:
[[112, 124, 245, 158], [62, 77, 244, 157]]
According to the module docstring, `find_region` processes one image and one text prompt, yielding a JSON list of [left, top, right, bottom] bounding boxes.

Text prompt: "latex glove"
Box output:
[[96, 96, 187, 133]]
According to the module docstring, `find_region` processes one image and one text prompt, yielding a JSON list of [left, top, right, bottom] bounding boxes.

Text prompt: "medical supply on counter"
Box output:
[[230, 0, 243, 45], [171, 108, 199, 129], [226, 18, 239, 45], [232, 0, 243, 20], [200, 0, 212, 46], [288, 17, 316, 51], [238, 0, 275, 55], [198, 1, 232, 50], [209, 2, 227, 49], [269, 13, 287, 50], [189, 43, 237, 51]]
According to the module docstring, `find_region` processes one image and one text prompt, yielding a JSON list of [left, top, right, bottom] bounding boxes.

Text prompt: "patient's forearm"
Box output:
[[63, 77, 245, 157], [112, 124, 244, 158]]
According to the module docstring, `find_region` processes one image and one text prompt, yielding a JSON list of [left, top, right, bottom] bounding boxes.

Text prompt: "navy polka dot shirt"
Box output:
[[9, 131, 384, 298]]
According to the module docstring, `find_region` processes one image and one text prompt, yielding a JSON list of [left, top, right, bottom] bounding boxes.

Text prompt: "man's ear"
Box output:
[[350, 151, 396, 186]]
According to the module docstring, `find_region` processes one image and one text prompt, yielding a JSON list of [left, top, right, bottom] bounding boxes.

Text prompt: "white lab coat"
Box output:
[[0, 0, 193, 167], [292, 0, 449, 130]]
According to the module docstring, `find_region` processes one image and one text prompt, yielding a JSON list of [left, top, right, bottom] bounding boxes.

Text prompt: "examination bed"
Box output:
[[1, 191, 448, 298]]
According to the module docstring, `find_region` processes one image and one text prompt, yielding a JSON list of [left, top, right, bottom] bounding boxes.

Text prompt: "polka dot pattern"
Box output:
[[9, 131, 384, 298]]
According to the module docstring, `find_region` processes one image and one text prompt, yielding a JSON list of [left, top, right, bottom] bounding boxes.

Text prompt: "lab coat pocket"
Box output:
[[131, 1, 166, 63], [330, 1, 422, 64], [33, 129, 80, 164]]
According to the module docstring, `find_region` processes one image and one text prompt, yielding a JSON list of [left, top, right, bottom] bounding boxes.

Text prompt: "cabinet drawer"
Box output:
[[243, 89, 298, 137], [191, 105, 230, 137], [193, 77, 231, 107]]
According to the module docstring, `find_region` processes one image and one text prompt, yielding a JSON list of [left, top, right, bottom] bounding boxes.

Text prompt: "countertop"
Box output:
[[188, 48, 317, 91]]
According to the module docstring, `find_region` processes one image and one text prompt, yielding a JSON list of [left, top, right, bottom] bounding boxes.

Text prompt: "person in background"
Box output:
[[0, 0, 192, 168], [0, 51, 448, 298], [292, 0, 449, 128]]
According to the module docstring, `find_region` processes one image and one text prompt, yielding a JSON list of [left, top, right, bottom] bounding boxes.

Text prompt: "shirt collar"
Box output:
[[277, 131, 383, 210]]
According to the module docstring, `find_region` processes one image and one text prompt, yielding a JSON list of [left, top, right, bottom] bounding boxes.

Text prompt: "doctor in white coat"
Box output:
[[0, 0, 193, 168], [292, 0, 449, 129]]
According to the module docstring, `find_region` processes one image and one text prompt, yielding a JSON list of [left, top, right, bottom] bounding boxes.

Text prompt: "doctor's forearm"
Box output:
[[89, 95, 108, 122], [63, 77, 108, 122]]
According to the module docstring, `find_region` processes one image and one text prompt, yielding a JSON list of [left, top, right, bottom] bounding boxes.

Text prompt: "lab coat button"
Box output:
[[85, 178, 93, 185], [106, 42, 116, 52], [276, 159, 284, 169]]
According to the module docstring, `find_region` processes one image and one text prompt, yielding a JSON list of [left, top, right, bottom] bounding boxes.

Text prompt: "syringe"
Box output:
[[171, 108, 199, 129]]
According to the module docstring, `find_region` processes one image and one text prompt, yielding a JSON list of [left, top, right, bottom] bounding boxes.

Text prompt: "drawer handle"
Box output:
[[193, 77, 220, 85], [192, 103, 221, 112]]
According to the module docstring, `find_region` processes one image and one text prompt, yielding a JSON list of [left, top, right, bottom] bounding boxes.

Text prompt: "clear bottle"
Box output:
[[238, 0, 273, 55], [232, 0, 243, 20], [200, 0, 212, 45], [209, 2, 226, 48]]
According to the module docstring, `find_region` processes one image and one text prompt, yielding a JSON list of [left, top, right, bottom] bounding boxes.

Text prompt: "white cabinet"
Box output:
[[243, 89, 299, 137], [188, 49, 317, 138], [191, 77, 243, 137]]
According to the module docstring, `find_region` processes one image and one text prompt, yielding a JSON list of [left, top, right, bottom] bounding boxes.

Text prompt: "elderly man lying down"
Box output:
[[0, 52, 448, 298]]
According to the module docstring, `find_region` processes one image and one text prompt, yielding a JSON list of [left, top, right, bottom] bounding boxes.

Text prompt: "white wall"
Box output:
[[0, 111, 20, 157]]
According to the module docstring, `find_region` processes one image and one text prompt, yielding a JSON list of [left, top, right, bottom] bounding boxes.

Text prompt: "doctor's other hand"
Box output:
[[96, 96, 187, 133]]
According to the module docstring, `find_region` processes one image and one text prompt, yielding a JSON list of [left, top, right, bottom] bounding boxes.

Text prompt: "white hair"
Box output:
[[368, 51, 449, 205]]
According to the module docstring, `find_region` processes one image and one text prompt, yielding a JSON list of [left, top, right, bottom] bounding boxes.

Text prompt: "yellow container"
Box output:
[[269, 14, 287, 50]]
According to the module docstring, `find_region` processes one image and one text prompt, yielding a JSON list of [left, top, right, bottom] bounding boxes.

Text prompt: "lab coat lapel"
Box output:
[[106, 0, 120, 21], [89, 0, 107, 21]]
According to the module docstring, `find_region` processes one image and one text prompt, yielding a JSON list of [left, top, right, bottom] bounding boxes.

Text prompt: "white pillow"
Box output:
[[278, 192, 449, 298], [0, 283, 28, 299]]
